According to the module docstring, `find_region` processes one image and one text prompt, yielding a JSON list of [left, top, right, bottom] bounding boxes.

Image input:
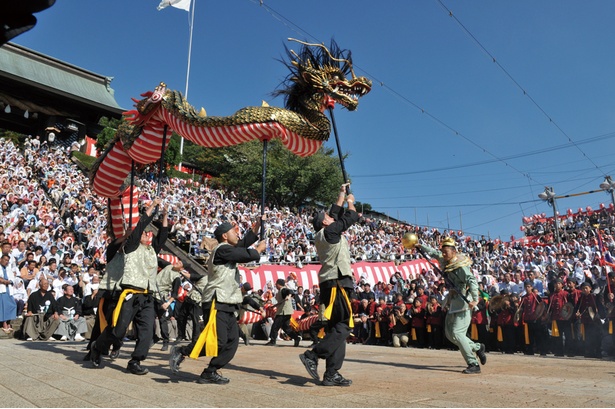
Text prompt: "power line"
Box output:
[[434, 0, 607, 178], [352, 131, 615, 178], [250, 0, 546, 188]]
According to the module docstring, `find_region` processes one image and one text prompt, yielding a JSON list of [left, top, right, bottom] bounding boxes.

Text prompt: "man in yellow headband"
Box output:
[[417, 236, 487, 374], [300, 182, 358, 387]]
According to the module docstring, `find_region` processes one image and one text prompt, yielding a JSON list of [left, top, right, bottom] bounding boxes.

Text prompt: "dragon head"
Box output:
[[275, 39, 372, 113]]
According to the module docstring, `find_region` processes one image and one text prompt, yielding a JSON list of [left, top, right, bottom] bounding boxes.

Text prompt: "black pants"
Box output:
[[428, 325, 443, 349], [499, 325, 515, 353], [311, 284, 352, 376], [309, 318, 327, 344], [270, 314, 299, 343], [581, 321, 602, 358], [551, 320, 574, 356], [86, 291, 121, 353], [176, 299, 202, 343], [179, 308, 238, 373], [95, 293, 155, 362], [412, 326, 427, 348], [155, 299, 171, 344], [525, 321, 549, 355]]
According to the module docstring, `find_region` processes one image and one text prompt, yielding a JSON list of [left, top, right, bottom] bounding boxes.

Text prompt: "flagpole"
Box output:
[[178, 0, 195, 172]]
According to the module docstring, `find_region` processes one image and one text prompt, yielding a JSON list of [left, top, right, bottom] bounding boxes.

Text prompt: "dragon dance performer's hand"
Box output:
[[251, 214, 267, 235], [161, 206, 169, 226], [346, 192, 356, 211], [146, 197, 163, 216], [254, 240, 267, 254]]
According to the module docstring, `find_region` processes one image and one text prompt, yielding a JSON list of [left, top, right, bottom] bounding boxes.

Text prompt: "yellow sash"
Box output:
[[524, 323, 529, 345], [470, 323, 477, 340], [427, 324, 432, 334], [112, 289, 147, 327], [609, 320, 613, 335], [375, 321, 381, 338], [323, 286, 354, 328], [551, 320, 560, 337], [580, 323, 585, 341], [98, 297, 108, 332], [190, 300, 218, 359], [317, 327, 325, 338], [497, 326, 503, 342], [411, 328, 417, 341], [290, 316, 300, 332]]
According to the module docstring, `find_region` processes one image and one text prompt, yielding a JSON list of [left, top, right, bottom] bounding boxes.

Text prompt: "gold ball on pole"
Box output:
[[402, 233, 418, 249]]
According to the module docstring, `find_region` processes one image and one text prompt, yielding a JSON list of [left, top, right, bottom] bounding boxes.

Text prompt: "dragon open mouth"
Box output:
[[330, 78, 372, 110]]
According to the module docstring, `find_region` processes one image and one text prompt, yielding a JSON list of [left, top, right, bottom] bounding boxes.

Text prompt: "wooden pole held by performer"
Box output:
[[327, 102, 350, 195]]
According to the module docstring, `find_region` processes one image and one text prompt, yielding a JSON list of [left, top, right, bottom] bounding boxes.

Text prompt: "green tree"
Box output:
[[183, 139, 345, 208], [95, 117, 121, 152], [0, 129, 24, 146], [354, 201, 372, 212]]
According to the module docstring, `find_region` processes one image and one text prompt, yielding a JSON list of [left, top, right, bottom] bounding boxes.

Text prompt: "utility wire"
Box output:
[[353, 131, 615, 178], [435, 0, 607, 177], [249, 0, 594, 190]]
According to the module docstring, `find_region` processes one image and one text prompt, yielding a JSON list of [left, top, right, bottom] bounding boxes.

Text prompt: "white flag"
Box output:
[[157, 0, 191, 11]]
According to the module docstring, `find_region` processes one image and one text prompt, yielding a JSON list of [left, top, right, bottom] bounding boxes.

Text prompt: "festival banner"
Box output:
[[238, 259, 437, 291]]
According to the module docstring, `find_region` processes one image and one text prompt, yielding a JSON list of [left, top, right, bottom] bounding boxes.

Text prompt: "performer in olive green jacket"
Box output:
[[300, 183, 358, 387], [169, 218, 266, 384], [419, 237, 487, 374], [91, 197, 168, 376]]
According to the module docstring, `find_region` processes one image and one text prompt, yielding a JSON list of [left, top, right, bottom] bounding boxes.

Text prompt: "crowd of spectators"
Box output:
[[0, 134, 614, 359]]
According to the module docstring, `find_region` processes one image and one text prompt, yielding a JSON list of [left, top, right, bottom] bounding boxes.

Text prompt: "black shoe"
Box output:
[[90, 341, 102, 368], [264, 340, 276, 346], [476, 343, 487, 365], [322, 372, 352, 387], [127, 360, 149, 375], [198, 370, 230, 385], [299, 351, 319, 381], [294, 335, 302, 347], [109, 347, 120, 360], [462, 364, 481, 374], [161, 342, 169, 352], [169, 345, 185, 374]]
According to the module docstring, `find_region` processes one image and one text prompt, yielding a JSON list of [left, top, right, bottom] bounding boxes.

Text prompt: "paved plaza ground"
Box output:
[[0, 337, 613, 408]]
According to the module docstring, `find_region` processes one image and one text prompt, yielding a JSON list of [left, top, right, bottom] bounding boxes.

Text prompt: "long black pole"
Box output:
[[327, 106, 350, 194], [260, 139, 268, 239]]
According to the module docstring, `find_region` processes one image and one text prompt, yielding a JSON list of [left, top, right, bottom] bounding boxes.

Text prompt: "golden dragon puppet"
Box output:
[[90, 39, 371, 238]]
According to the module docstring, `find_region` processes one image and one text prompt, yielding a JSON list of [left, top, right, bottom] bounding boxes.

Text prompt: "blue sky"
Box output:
[[13, 0, 615, 240]]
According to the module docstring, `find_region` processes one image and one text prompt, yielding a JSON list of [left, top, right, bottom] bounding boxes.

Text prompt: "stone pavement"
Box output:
[[1, 337, 614, 408]]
